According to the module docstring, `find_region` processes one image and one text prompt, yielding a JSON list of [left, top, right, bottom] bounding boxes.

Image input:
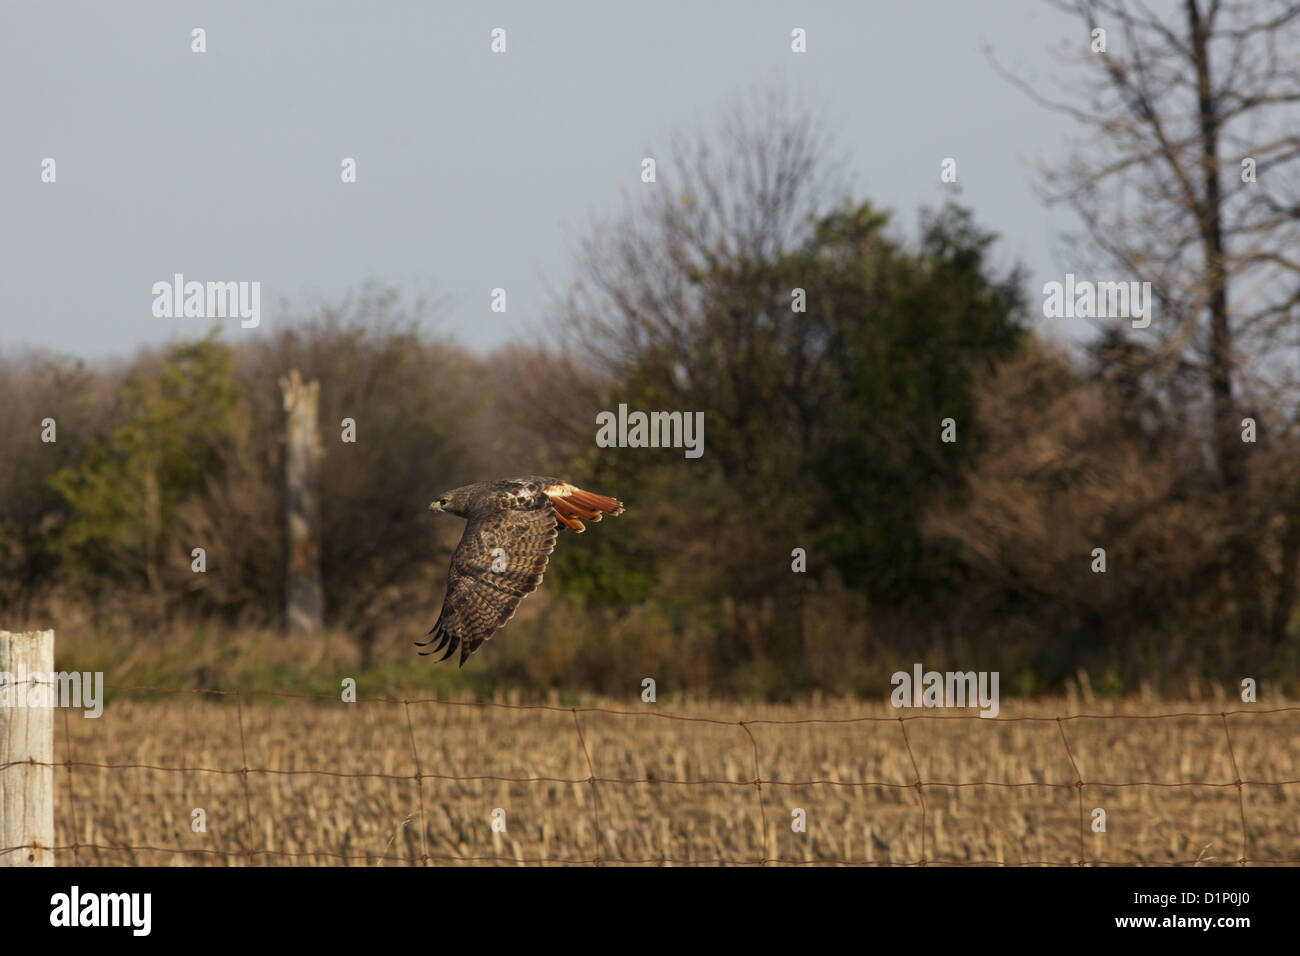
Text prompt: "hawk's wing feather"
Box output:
[[419, 499, 559, 666]]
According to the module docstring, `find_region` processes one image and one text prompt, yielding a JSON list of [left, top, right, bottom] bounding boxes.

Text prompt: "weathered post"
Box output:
[[0, 629, 55, 865], [280, 370, 325, 637]]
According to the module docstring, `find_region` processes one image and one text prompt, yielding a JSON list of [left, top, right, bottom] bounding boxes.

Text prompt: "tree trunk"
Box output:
[[1188, 0, 1263, 655], [280, 370, 325, 637]]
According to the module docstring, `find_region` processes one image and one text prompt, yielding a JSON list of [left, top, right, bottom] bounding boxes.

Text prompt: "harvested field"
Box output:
[[49, 694, 1300, 866]]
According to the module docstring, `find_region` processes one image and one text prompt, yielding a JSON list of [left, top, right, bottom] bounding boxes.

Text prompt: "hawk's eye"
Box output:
[[438, 498, 448, 506]]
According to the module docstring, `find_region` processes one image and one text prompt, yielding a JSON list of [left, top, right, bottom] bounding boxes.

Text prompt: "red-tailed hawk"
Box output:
[[418, 476, 624, 665]]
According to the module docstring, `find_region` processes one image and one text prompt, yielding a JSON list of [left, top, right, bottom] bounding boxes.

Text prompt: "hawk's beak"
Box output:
[[429, 501, 441, 512]]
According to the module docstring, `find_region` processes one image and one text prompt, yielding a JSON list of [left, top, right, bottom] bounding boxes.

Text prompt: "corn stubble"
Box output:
[[53, 696, 1299, 866]]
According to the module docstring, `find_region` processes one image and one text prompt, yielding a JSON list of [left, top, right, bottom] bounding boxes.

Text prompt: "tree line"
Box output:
[[4, 1, 1300, 696]]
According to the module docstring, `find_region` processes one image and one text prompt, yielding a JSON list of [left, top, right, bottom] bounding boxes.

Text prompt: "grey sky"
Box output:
[[0, 0, 1089, 360]]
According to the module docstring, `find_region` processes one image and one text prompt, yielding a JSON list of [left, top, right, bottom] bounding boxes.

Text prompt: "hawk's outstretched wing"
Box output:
[[418, 494, 559, 666], [418, 477, 624, 665]]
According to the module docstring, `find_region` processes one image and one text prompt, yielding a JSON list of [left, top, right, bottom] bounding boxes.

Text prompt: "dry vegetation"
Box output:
[[51, 692, 1300, 866]]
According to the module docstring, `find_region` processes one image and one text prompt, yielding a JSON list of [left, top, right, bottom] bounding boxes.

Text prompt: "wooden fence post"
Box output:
[[0, 629, 55, 866], [280, 369, 325, 637]]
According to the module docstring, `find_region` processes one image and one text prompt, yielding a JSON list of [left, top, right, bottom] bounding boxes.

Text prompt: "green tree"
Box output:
[[809, 202, 1025, 605], [50, 334, 238, 614]]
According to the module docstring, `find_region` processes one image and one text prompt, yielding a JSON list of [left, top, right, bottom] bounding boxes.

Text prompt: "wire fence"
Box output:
[[3, 684, 1299, 866]]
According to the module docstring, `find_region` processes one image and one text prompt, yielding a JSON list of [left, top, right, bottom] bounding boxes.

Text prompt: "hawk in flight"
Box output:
[[418, 476, 624, 665]]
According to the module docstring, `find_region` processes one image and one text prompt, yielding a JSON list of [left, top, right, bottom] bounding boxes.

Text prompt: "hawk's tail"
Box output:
[[549, 486, 624, 533]]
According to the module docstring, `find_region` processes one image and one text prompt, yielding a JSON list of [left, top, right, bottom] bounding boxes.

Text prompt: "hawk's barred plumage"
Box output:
[[418, 476, 625, 665]]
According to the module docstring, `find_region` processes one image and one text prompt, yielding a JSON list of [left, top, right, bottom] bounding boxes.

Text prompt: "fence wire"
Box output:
[[2, 685, 1298, 866]]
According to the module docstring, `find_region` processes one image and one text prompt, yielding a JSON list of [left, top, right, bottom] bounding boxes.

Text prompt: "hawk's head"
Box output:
[[429, 487, 469, 517]]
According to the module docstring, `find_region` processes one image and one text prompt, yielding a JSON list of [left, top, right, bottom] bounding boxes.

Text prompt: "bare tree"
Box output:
[[281, 369, 325, 637], [552, 86, 848, 474], [992, 0, 1300, 653]]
